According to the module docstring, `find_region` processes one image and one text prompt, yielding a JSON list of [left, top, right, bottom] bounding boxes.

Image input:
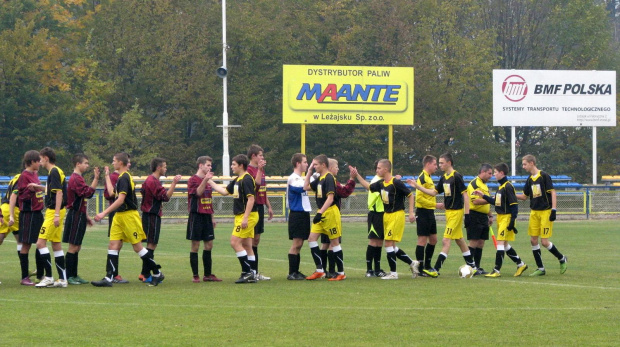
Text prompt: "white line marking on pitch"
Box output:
[[0, 298, 614, 311]]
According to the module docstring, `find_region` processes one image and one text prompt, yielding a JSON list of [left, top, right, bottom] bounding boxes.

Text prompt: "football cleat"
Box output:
[[374, 270, 387, 277], [381, 272, 399, 280], [192, 275, 200, 283], [255, 273, 271, 281], [306, 271, 326, 280], [20, 277, 35, 286], [113, 275, 129, 284], [422, 268, 439, 278], [51, 279, 68, 288], [203, 274, 222, 282], [75, 276, 89, 284], [560, 257, 568, 274], [328, 274, 347, 281], [485, 271, 501, 278], [409, 260, 420, 278], [365, 270, 375, 278], [149, 273, 164, 287], [67, 277, 82, 285], [529, 269, 546, 277], [514, 264, 529, 277], [235, 272, 256, 284], [35, 277, 54, 288], [91, 278, 113, 287]]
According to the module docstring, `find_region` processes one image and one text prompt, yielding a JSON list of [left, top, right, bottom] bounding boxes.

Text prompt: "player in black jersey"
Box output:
[[517, 155, 567, 276]]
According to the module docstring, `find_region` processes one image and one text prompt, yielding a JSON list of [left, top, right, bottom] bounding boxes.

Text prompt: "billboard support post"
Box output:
[[593, 127, 597, 185], [511, 126, 516, 177]]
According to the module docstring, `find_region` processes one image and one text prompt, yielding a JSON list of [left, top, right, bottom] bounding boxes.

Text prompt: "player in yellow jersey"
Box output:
[[466, 164, 494, 275], [409, 153, 476, 276], [35, 147, 68, 288], [517, 155, 567, 276], [410, 155, 444, 276]]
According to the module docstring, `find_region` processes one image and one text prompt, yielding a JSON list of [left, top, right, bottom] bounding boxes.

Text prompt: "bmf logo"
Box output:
[[502, 75, 528, 102]]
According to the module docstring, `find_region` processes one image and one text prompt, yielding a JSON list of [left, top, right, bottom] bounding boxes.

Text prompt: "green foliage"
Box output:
[[0, 0, 618, 181]]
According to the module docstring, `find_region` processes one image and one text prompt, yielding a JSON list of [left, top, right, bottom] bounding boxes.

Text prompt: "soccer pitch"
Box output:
[[0, 220, 618, 346]]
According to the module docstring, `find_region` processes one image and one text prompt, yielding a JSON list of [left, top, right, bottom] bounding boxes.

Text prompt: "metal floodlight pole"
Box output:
[[221, 0, 229, 177]]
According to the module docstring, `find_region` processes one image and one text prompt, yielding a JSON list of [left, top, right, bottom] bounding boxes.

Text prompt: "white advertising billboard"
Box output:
[[493, 70, 616, 127]]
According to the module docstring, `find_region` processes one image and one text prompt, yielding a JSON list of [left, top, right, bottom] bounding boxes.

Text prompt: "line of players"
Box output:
[[0, 147, 568, 286], [0, 145, 274, 286], [286, 152, 567, 280]]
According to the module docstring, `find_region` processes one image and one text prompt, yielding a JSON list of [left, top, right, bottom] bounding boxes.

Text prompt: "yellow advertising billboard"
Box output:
[[283, 65, 414, 125]]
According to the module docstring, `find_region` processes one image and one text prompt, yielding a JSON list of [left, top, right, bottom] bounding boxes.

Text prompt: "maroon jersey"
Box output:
[[104, 171, 119, 205], [334, 179, 356, 209], [140, 174, 170, 216], [187, 174, 213, 214], [66, 172, 96, 213], [246, 165, 267, 205], [17, 170, 44, 211]]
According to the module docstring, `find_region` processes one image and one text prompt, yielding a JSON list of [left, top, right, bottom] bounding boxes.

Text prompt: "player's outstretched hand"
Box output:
[[173, 174, 182, 183], [104, 166, 110, 176], [94, 213, 105, 222], [549, 209, 557, 221], [348, 166, 357, 179], [313, 213, 323, 224], [406, 178, 417, 187], [205, 170, 214, 181], [93, 167, 100, 178]]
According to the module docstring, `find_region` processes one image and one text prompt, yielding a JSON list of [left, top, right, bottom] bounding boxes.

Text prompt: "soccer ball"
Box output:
[[458, 265, 474, 278]]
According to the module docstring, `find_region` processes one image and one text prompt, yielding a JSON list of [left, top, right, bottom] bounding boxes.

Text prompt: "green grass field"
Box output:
[[0, 220, 618, 346]]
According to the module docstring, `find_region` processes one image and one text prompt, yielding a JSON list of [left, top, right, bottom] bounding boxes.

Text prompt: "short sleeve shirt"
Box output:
[[114, 172, 138, 212], [369, 177, 411, 213], [246, 165, 267, 205], [226, 173, 257, 215], [436, 170, 466, 210], [415, 170, 437, 209], [187, 174, 213, 214], [1, 174, 20, 205], [66, 172, 96, 213], [494, 181, 518, 215], [141, 174, 170, 216], [309, 172, 336, 210], [523, 171, 554, 211], [467, 176, 490, 214], [17, 170, 44, 212], [45, 166, 67, 209]]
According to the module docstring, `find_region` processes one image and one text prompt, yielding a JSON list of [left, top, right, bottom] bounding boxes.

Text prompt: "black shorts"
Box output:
[[18, 210, 43, 244], [288, 211, 310, 240], [466, 211, 489, 240], [62, 209, 88, 245], [107, 210, 115, 237], [142, 213, 162, 244], [186, 213, 215, 241], [254, 204, 265, 235], [415, 208, 437, 236], [367, 211, 384, 240], [321, 234, 342, 244]]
